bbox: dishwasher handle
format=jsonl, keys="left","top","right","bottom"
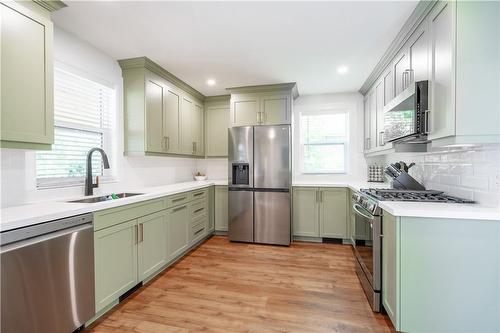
{"left": 0, "top": 223, "right": 93, "bottom": 253}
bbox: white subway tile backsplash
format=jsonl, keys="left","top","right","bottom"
{"left": 378, "top": 144, "right": 500, "bottom": 207}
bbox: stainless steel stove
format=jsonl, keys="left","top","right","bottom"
{"left": 360, "top": 188, "right": 475, "bottom": 203}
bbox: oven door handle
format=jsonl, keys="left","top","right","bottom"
{"left": 353, "top": 203, "right": 375, "bottom": 220}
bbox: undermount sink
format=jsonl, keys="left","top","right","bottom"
{"left": 67, "top": 192, "right": 144, "bottom": 203}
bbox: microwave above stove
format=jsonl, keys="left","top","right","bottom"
{"left": 383, "top": 80, "right": 428, "bottom": 143}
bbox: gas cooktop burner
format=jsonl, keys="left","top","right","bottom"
{"left": 360, "top": 188, "right": 475, "bottom": 204}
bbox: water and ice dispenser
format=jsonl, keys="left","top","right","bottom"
{"left": 231, "top": 163, "right": 249, "bottom": 185}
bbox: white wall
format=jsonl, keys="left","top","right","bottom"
{"left": 292, "top": 93, "right": 366, "bottom": 183}
{"left": 367, "top": 144, "right": 500, "bottom": 208}
{"left": 0, "top": 27, "right": 197, "bottom": 208}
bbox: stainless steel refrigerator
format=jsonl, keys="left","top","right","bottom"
{"left": 228, "top": 125, "right": 291, "bottom": 246}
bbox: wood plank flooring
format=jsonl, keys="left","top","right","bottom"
{"left": 86, "top": 236, "right": 394, "bottom": 333}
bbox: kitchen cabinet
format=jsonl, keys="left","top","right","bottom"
{"left": 120, "top": 57, "right": 205, "bottom": 157}
{"left": 137, "top": 210, "right": 168, "bottom": 281}
{"left": 228, "top": 83, "right": 298, "bottom": 127}
{"left": 375, "top": 80, "right": 386, "bottom": 149}
{"left": 383, "top": 68, "right": 394, "bottom": 107}
{"left": 207, "top": 186, "right": 215, "bottom": 232}
{"left": 166, "top": 203, "right": 190, "bottom": 260}
{"left": 363, "top": 97, "right": 371, "bottom": 152}
{"left": 381, "top": 211, "right": 399, "bottom": 329}
{"left": 214, "top": 186, "right": 228, "bottom": 231}
{"left": 349, "top": 190, "right": 355, "bottom": 244}
{"left": 94, "top": 219, "right": 138, "bottom": 312}
{"left": 408, "top": 22, "right": 429, "bottom": 83}
{"left": 0, "top": 1, "right": 55, "bottom": 150}
{"left": 428, "top": 0, "right": 455, "bottom": 141}
{"left": 293, "top": 187, "right": 348, "bottom": 239}
{"left": 393, "top": 50, "right": 410, "bottom": 97}
{"left": 319, "top": 188, "right": 348, "bottom": 239}
{"left": 205, "top": 96, "right": 230, "bottom": 157}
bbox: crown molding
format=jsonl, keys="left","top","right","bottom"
{"left": 359, "top": 0, "right": 437, "bottom": 95}
{"left": 33, "top": 0, "right": 67, "bottom": 12}
{"left": 118, "top": 56, "right": 205, "bottom": 101}
{"left": 205, "top": 94, "right": 230, "bottom": 103}
{"left": 226, "top": 82, "right": 299, "bottom": 100}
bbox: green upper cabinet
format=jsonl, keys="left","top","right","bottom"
{"left": 227, "top": 83, "right": 298, "bottom": 127}
{"left": 119, "top": 57, "right": 205, "bottom": 157}
{"left": 292, "top": 187, "right": 319, "bottom": 237}
{"left": 319, "top": 188, "right": 347, "bottom": 239}
{"left": 205, "top": 96, "right": 230, "bottom": 157}
{"left": 137, "top": 210, "right": 168, "bottom": 282}
{"left": 0, "top": 1, "right": 58, "bottom": 150}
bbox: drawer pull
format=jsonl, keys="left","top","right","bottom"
{"left": 172, "top": 196, "right": 187, "bottom": 202}
{"left": 194, "top": 227, "right": 205, "bottom": 236}
{"left": 194, "top": 207, "right": 205, "bottom": 213}
{"left": 193, "top": 192, "right": 205, "bottom": 197}
{"left": 172, "top": 205, "right": 187, "bottom": 212}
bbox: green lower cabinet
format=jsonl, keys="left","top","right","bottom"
{"left": 214, "top": 186, "right": 228, "bottom": 231}
{"left": 137, "top": 210, "right": 168, "bottom": 281}
{"left": 207, "top": 186, "right": 215, "bottom": 232}
{"left": 167, "top": 204, "right": 189, "bottom": 259}
{"left": 94, "top": 219, "right": 138, "bottom": 312}
{"left": 349, "top": 189, "right": 356, "bottom": 244}
{"left": 292, "top": 187, "right": 319, "bottom": 237}
{"left": 381, "top": 211, "right": 399, "bottom": 329}
{"left": 319, "top": 188, "right": 347, "bottom": 239}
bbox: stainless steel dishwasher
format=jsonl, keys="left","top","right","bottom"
{"left": 1, "top": 213, "right": 95, "bottom": 333}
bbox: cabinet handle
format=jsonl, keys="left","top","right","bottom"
{"left": 165, "top": 136, "right": 170, "bottom": 151}
{"left": 172, "top": 204, "right": 187, "bottom": 212}
{"left": 379, "top": 131, "right": 385, "bottom": 146}
{"left": 315, "top": 190, "right": 319, "bottom": 203}
{"left": 172, "top": 196, "right": 187, "bottom": 202}
{"left": 423, "top": 110, "right": 431, "bottom": 134}
{"left": 319, "top": 190, "right": 323, "bottom": 202}
{"left": 134, "top": 224, "right": 138, "bottom": 245}
{"left": 193, "top": 191, "right": 204, "bottom": 197}
{"left": 194, "top": 227, "right": 205, "bottom": 236}
{"left": 194, "top": 207, "right": 205, "bottom": 213}
{"left": 192, "top": 142, "right": 196, "bottom": 154}
{"left": 139, "top": 223, "right": 144, "bottom": 243}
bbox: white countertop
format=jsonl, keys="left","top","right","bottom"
{"left": 1, "top": 178, "right": 498, "bottom": 232}
{"left": 0, "top": 180, "right": 227, "bottom": 232}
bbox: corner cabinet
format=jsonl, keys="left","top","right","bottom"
{"left": 227, "top": 83, "right": 298, "bottom": 127}
{"left": 119, "top": 57, "right": 205, "bottom": 157}
{"left": 0, "top": 1, "right": 57, "bottom": 150}
{"left": 292, "top": 187, "right": 348, "bottom": 240}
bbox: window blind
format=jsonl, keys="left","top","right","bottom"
{"left": 36, "top": 67, "right": 115, "bottom": 188}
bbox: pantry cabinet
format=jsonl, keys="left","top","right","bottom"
{"left": 0, "top": 1, "right": 56, "bottom": 150}
{"left": 228, "top": 83, "right": 298, "bottom": 127}
{"left": 205, "top": 96, "right": 230, "bottom": 157}
{"left": 120, "top": 57, "right": 205, "bottom": 157}
{"left": 292, "top": 187, "right": 348, "bottom": 239}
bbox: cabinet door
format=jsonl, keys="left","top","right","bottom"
{"left": 292, "top": 187, "right": 319, "bottom": 237}
{"left": 94, "top": 219, "right": 138, "bottom": 312}
{"left": 261, "top": 94, "right": 290, "bottom": 125}
{"left": 383, "top": 68, "right": 394, "bottom": 106}
{"left": 145, "top": 78, "right": 165, "bottom": 153}
{"left": 393, "top": 50, "right": 410, "bottom": 96}
{"left": 137, "top": 211, "right": 168, "bottom": 281}
{"left": 167, "top": 204, "right": 189, "bottom": 260}
{"left": 369, "top": 90, "right": 377, "bottom": 150}
{"left": 180, "top": 96, "right": 194, "bottom": 155}
{"left": 207, "top": 186, "right": 215, "bottom": 232}
{"left": 409, "top": 22, "right": 429, "bottom": 83}
{"left": 163, "top": 86, "right": 181, "bottom": 154}
{"left": 206, "top": 106, "right": 229, "bottom": 157}
{"left": 230, "top": 94, "right": 260, "bottom": 126}
{"left": 349, "top": 190, "right": 356, "bottom": 244}
{"left": 375, "top": 80, "right": 386, "bottom": 148}
{"left": 429, "top": 1, "right": 456, "bottom": 140}
{"left": 192, "top": 102, "right": 204, "bottom": 156}
{"left": 0, "top": 3, "right": 53, "bottom": 148}
{"left": 215, "top": 186, "right": 228, "bottom": 231}
{"left": 363, "top": 97, "right": 371, "bottom": 152}
{"left": 382, "top": 212, "right": 400, "bottom": 330}
{"left": 319, "top": 188, "right": 347, "bottom": 239}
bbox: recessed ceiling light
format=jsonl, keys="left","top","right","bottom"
{"left": 337, "top": 66, "right": 349, "bottom": 74}
{"left": 207, "top": 79, "right": 216, "bottom": 86}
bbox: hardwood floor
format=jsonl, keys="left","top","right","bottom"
{"left": 86, "top": 236, "right": 394, "bottom": 333}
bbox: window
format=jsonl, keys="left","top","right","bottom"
{"left": 36, "top": 67, "right": 115, "bottom": 188}
{"left": 299, "top": 110, "right": 348, "bottom": 174}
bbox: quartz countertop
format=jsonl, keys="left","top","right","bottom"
{"left": 0, "top": 180, "right": 227, "bottom": 232}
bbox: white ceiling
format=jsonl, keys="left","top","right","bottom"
{"left": 52, "top": 1, "right": 418, "bottom": 96}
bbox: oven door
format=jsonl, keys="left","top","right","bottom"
{"left": 352, "top": 203, "right": 381, "bottom": 291}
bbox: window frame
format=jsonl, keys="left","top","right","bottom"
{"left": 298, "top": 108, "right": 349, "bottom": 175}
{"left": 36, "top": 64, "right": 116, "bottom": 189}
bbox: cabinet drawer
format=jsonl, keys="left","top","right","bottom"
{"left": 190, "top": 199, "right": 208, "bottom": 220}
{"left": 189, "top": 218, "right": 207, "bottom": 242}
{"left": 94, "top": 198, "right": 166, "bottom": 231}
{"left": 190, "top": 188, "right": 208, "bottom": 201}
{"left": 166, "top": 192, "right": 190, "bottom": 208}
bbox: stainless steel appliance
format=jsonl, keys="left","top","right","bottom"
{"left": 361, "top": 188, "right": 475, "bottom": 203}
{"left": 352, "top": 191, "right": 382, "bottom": 312}
{"left": 228, "top": 125, "right": 291, "bottom": 246}
{"left": 384, "top": 80, "right": 428, "bottom": 143}
{"left": 1, "top": 213, "right": 95, "bottom": 333}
